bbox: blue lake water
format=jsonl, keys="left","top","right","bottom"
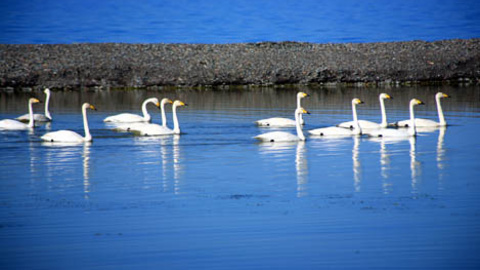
{"left": 1, "top": 86, "right": 480, "bottom": 269}
{"left": 1, "top": 0, "right": 479, "bottom": 44}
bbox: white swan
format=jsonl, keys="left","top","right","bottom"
{"left": 0, "top": 98, "right": 41, "bottom": 130}
{"left": 365, "top": 99, "right": 424, "bottom": 138}
{"left": 309, "top": 98, "right": 364, "bottom": 137}
{"left": 254, "top": 107, "right": 309, "bottom": 142}
{"left": 129, "top": 100, "right": 187, "bottom": 136}
{"left": 394, "top": 92, "right": 450, "bottom": 128}
{"left": 17, "top": 88, "right": 52, "bottom": 122}
{"left": 103, "top": 97, "right": 160, "bottom": 123}
{"left": 255, "top": 92, "right": 309, "bottom": 127}
{"left": 338, "top": 93, "right": 392, "bottom": 129}
{"left": 41, "top": 103, "right": 96, "bottom": 143}
{"left": 114, "top": 98, "right": 173, "bottom": 131}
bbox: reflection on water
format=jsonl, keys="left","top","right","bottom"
{"left": 352, "top": 136, "right": 361, "bottom": 192}
{"left": 295, "top": 142, "right": 308, "bottom": 197}
{"left": 83, "top": 143, "right": 91, "bottom": 199}
{"left": 409, "top": 137, "right": 421, "bottom": 193}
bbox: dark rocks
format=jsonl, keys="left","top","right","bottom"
{"left": 0, "top": 39, "right": 479, "bottom": 89}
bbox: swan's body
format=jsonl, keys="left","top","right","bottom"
{"left": 129, "top": 100, "right": 187, "bottom": 136}
{"left": 366, "top": 99, "right": 424, "bottom": 138}
{"left": 255, "top": 92, "right": 309, "bottom": 127}
{"left": 255, "top": 108, "right": 310, "bottom": 142}
{"left": 338, "top": 93, "right": 392, "bottom": 129}
{"left": 17, "top": 88, "right": 52, "bottom": 122}
{"left": 112, "top": 98, "right": 173, "bottom": 131}
{"left": 394, "top": 92, "right": 449, "bottom": 128}
{"left": 41, "top": 103, "right": 96, "bottom": 143}
{"left": 104, "top": 97, "right": 160, "bottom": 123}
{"left": 309, "top": 98, "right": 364, "bottom": 137}
{"left": 0, "top": 98, "right": 41, "bottom": 130}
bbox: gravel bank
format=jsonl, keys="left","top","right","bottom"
{"left": 1, "top": 39, "right": 479, "bottom": 89}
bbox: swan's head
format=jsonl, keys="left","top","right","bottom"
{"left": 296, "top": 107, "right": 310, "bottom": 115}
{"left": 380, "top": 93, "right": 392, "bottom": 100}
{"left": 173, "top": 100, "right": 188, "bottom": 107}
{"left": 161, "top": 98, "right": 173, "bottom": 106}
{"left": 352, "top": 98, "right": 364, "bottom": 105}
{"left": 44, "top": 88, "right": 51, "bottom": 95}
{"left": 297, "top": 92, "right": 309, "bottom": 98}
{"left": 82, "top": 103, "right": 97, "bottom": 111}
{"left": 29, "top": 98, "right": 41, "bottom": 104}
{"left": 410, "top": 99, "right": 425, "bottom": 106}
{"left": 436, "top": 92, "right": 450, "bottom": 99}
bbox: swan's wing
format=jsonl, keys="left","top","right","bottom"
{"left": 41, "top": 130, "right": 84, "bottom": 142}
{"left": 393, "top": 118, "right": 439, "bottom": 128}
{"left": 308, "top": 126, "right": 354, "bottom": 137}
{"left": 135, "top": 124, "right": 173, "bottom": 136}
{"left": 338, "top": 120, "right": 380, "bottom": 129}
{"left": 254, "top": 131, "right": 299, "bottom": 142}
{"left": 364, "top": 128, "right": 409, "bottom": 138}
{"left": 0, "top": 119, "right": 29, "bottom": 130}
{"left": 103, "top": 113, "right": 146, "bottom": 123}
{"left": 255, "top": 117, "right": 296, "bottom": 127}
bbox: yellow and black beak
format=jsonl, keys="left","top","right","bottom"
{"left": 90, "top": 105, "right": 97, "bottom": 111}
{"left": 443, "top": 93, "right": 450, "bottom": 98}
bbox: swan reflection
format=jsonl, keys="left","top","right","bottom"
{"left": 352, "top": 136, "right": 362, "bottom": 192}
{"left": 409, "top": 137, "right": 421, "bottom": 193}
{"left": 83, "top": 142, "right": 91, "bottom": 198}
{"left": 258, "top": 141, "right": 308, "bottom": 197}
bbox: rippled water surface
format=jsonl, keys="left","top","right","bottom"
{"left": 1, "top": 86, "right": 480, "bottom": 269}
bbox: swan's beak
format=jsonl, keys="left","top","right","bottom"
{"left": 168, "top": 99, "right": 173, "bottom": 104}
{"left": 303, "top": 109, "right": 311, "bottom": 115}
{"left": 416, "top": 100, "right": 425, "bottom": 105}
{"left": 386, "top": 94, "right": 393, "bottom": 99}
{"left": 156, "top": 102, "right": 161, "bottom": 108}
{"left": 32, "top": 98, "right": 41, "bottom": 103}
{"left": 90, "top": 105, "right": 97, "bottom": 111}
{"left": 443, "top": 93, "right": 450, "bottom": 98}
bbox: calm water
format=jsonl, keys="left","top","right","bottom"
{"left": 1, "top": 86, "right": 480, "bottom": 269}
{"left": 1, "top": 0, "right": 479, "bottom": 44}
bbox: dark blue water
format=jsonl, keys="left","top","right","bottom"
{"left": 1, "top": 86, "right": 480, "bottom": 269}
{"left": 1, "top": 0, "right": 479, "bottom": 44}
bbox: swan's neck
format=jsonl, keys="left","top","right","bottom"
{"left": 295, "top": 111, "right": 305, "bottom": 141}
{"left": 352, "top": 103, "right": 361, "bottom": 135}
{"left": 408, "top": 103, "right": 417, "bottom": 136}
{"left": 436, "top": 95, "right": 446, "bottom": 125}
{"left": 379, "top": 97, "right": 387, "bottom": 127}
{"left": 161, "top": 102, "right": 167, "bottom": 127}
{"left": 28, "top": 100, "right": 35, "bottom": 128}
{"left": 173, "top": 105, "right": 180, "bottom": 134}
{"left": 141, "top": 100, "right": 151, "bottom": 122}
{"left": 83, "top": 106, "right": 92, "bottom": 142}
{"left": 297, "top": 95, "right": 304, "bottom": 124}
{"left": 45, "top": 91, "right": 52, "bottom": 120}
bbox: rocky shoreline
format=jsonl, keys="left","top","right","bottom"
{"left": 1, "top": 38, "right": 479, "bottom": 90}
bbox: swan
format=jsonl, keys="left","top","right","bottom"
{"left": 255, "top": 92, "right": 309, "bottom": 127}
{"left": 129, "top": 100, "right": 187, "bottom": 136}
{"left": 41, "top": 103, "right": 96, "bottom": 143}
{"left": 113, "top": 98, "right": 173, "bottom": 131}
{"left": 103, "top": 97, "right": 160, "bottom": 123}
{"left": 254, "top": 107, "right": 310, "bottom": 142}
{"left": 393, "top": 92, "right": 450, "bottom": 128}
{"left": 365, "top": 99, "right": 424, "bottom": 138}
{"left": 0, "top": 98, "right": 41, "bottom": 130}
{"left": 17, "top": 88, "right": 52, "bottom": 122}
{"left": 338, "top": 93, "right": 392, "bottom": 129}
{"left": 309, "top": 98, "right": 364, "bottom": 137}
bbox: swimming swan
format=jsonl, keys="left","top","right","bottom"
{"left": 17, "top": 88, "right": 52, "bottom": 122}
{"left": 338, "top": 93, "right": 392, "bottom": 129}
{"left": 254, "top": 107, "right": 310, "bottom": 142}
{"left": 394, "top": 92, "right": 449, "bottom": 128}
{"left": 114, "top": 98, "right": 173, "bottom": 131}
{"left": 365, "top": 99, "right": 424, "bottom": 138}
{"left": 41, "top": 103, "right": 96, "bottom": 143}
{"left": 103, "top": 97, "right": 160, "bottom": 123}
{"left": 255, "top": 92, "right": 309, "bottom": 127}
{"left": 0, "top": 98, "right": 41, "bottom": 130}
{"left": 309, "top": 98, "right": 364, "bottom": 137}
{"left": 129, "top": 100, "right": 187, "bottom": 136}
